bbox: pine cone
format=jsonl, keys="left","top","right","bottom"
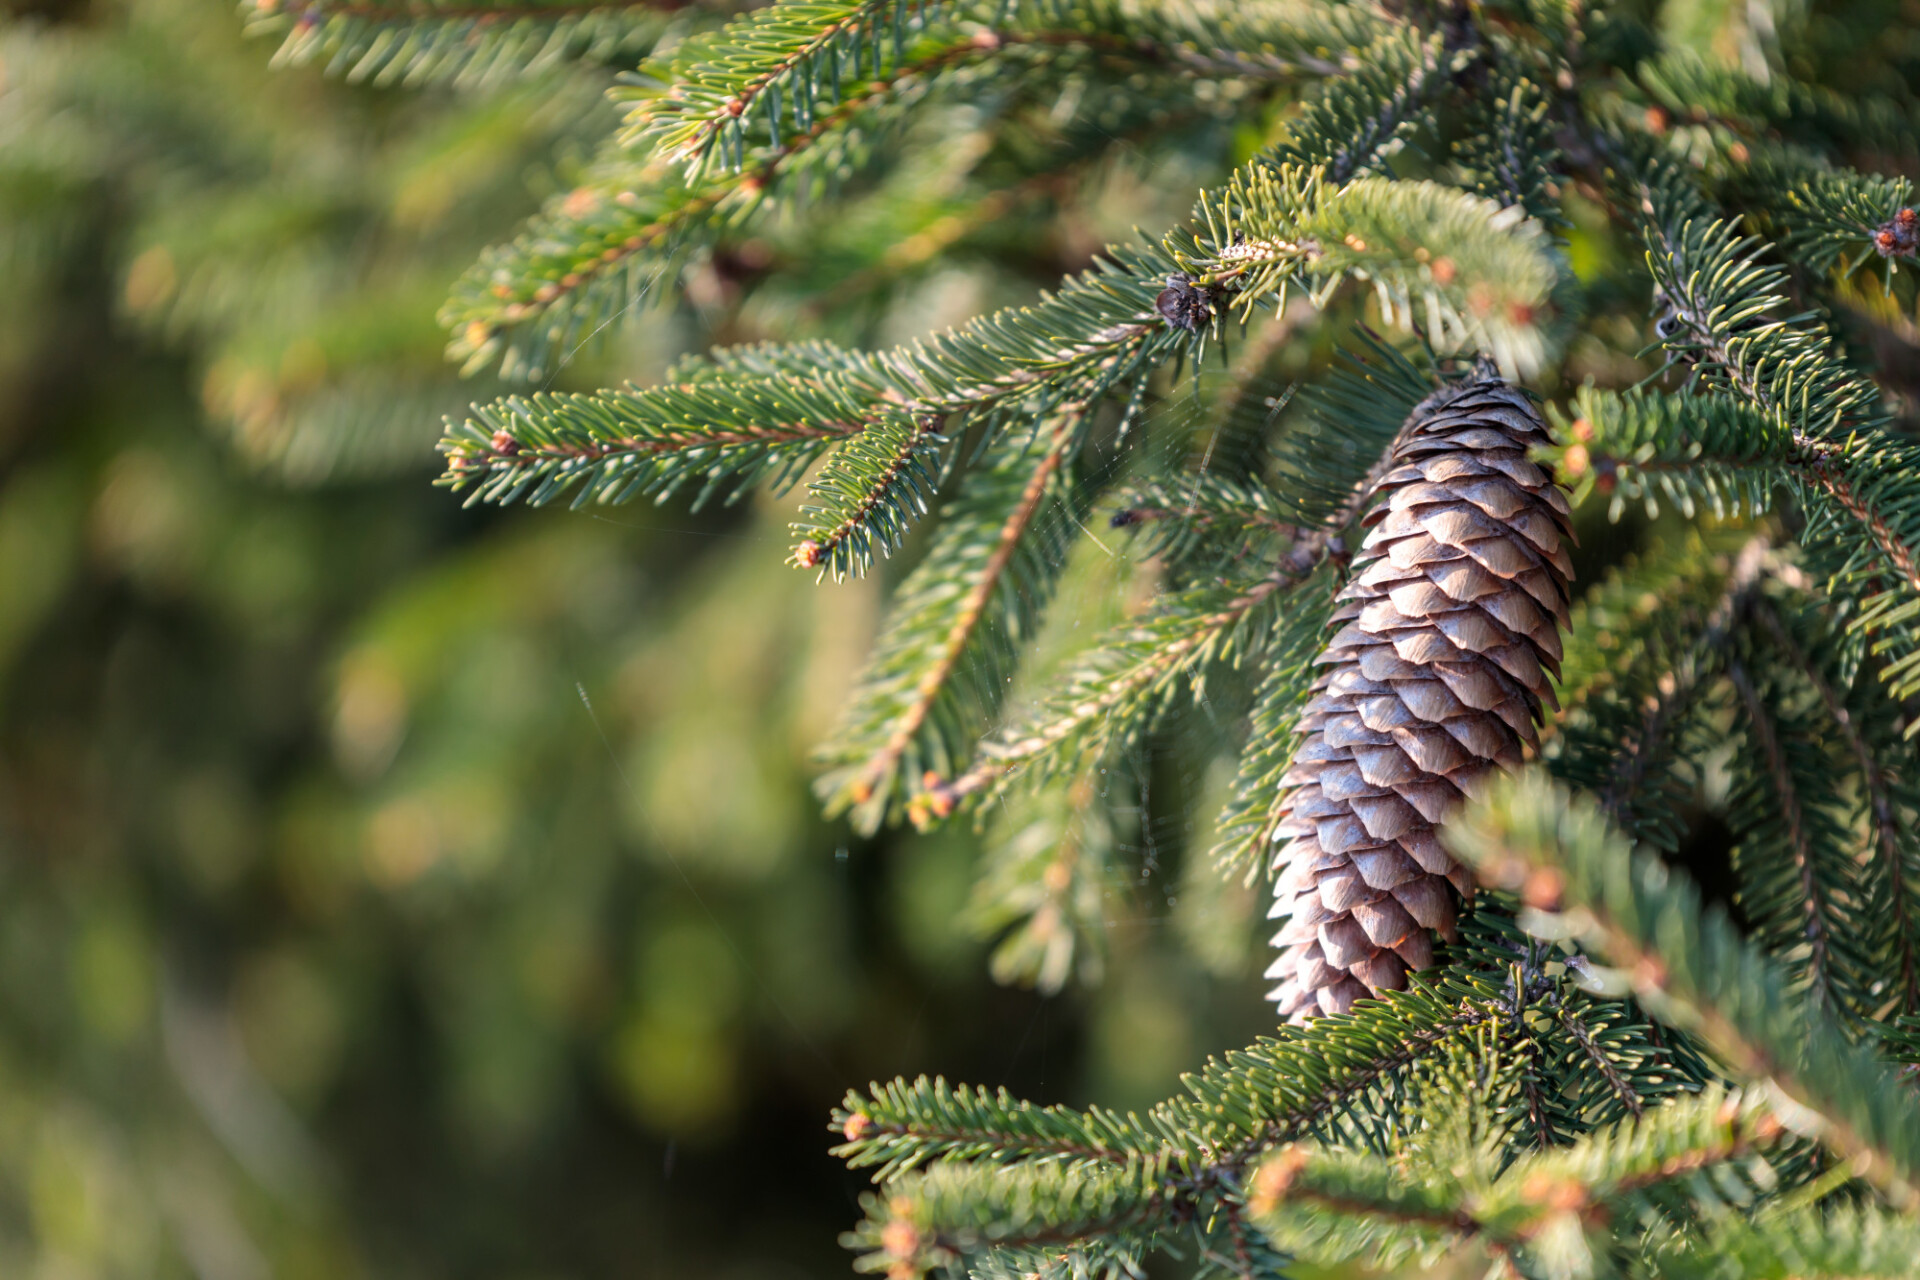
{"left": 1267, "top": 375, "right": 1573, "bottom": 1021}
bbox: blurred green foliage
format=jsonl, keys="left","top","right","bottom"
{"left": 0, "top": 0, "right": 1278, "bottom": 1273}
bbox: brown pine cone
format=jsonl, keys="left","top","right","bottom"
{"left": 1267, "top": 373, "right": 1573, "bottom": 1021}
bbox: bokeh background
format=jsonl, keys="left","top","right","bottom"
{"left": 0, "top": 1, "right": 1290, "bottom": 1273}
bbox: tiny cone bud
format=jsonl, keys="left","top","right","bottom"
{"left": 880, "top": 1219, "right": 919, "bottom": 1260}
{"left": 842, "top": 1112, "right": 872, "bottom": 1141}
{"left": 1247, "top": 1147, "right": 1308, "bottom": 1217}
{"left": 1874, "top": 208, "right": 1920, "bottom": 257}
{"left": 1266, "top": 373, "right": 1574, "bottom": 1022}
{"left": 1521, "top": 866, "right": 1565, "bottom": 910}
{"left": 1519, "top": 1171, "right": 1588, "bottom": 1211}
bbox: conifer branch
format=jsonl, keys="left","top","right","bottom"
{"left": 1172, "top": 168, "right": 1558, "bottom": 375}
{"left": 1634, "top": 51, "right": 1920, "bottom": 169}
{"left": 859, "top": 432, "right": 1065, "bottom": 758}
{"left": 815, "top": 415, "right": 1081, "bottom": 828}
{"left": 1246, "top": 1089, "right": 1787, "bottom": 1265}
{"left": 1576, "top": 540, "right": 1761, "bottom": 831}
{"left": 1753, "top": 596, "right": 1920, "bottom": 1013}
{"left": 444, "top": 244, "right": 1179, "bottom": 516}
{"left": 1455, "top": 771, "right": 1920, "bottom": 1213}
{"left": 849, "top": 1158, "right": 1172, "bottom": 1278}
{"left": 1551, "top": 1001, "right": 1645, "bottom": 1120}
{"left": 914, "top": 553, "right": 1326, "bottom": 820}
{"left": 835, "top": 1079, "right": 1161, "bottom": 1182}
{"left": 1456, "top": 75, "right": 1563, "bottom": 226}
{"left": 627, "top": 0, "right": 1382, "bottom": 180}
{"left": 629, "top": 0, "right": 960, "bottom": 176}
{"left": 1552, "top": 372, "right": 1920, "bottom": 715}
{"left": 1725, "top": 653, "right": 1835, "bottom": 1011}
{"left": 438, "top": 351, "right": 873, "bottom": 506}
{"left": 450, "top": 28, "right": 1106, "bottom": 376}
{"left": 968, "top": 769, "right": 1117, "bottom": 993}
{"left": 1778, "top": 171, "right": 1919, "bottom": 281}
{"left": 243, "top": 0, "right": 674, "bottom": 83}
{"left": 793, "top": 411, "right": 948, "bottom": 576}
{"left": 1646, "top": 1202, "right": 1920, "bottom": 1278}
{"left": 1270, "top": 28, "right": 1456, "bottom": 184}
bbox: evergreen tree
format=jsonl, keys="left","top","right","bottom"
{"left": 261, "top": 0, "right": 1920, "bottom": 1271}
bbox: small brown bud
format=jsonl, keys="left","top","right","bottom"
{"left": 1562, "top": 444, "right": 1590, "bottom": 478}
{"left": 880, "top": 1218, "right": 920, "bottom": 1260}
{"left": 842, "top": 1112, "right": 872, "bottom": 1141}
{"left": 1644, "top": 106, "right": 1670, "bottom": 134}
{"left": 794, "top": 540, "right": 824, "bottom": 569}
{"left": 1430, "top": 256, "right": 1456, "bottom": 285}
{"left": 1874, "top": 208, "right": 1920, "bottom": 257}
{"left": 1247, "top": 1146, "right": 1308, "bottom": 1217}
{"left": 1521, "top": 866, "right": 1564, "bottom": 910}
{"left": 490, "top": 430, "right": 520, "bottom": 456}
{"left": 1519, "top": 1171, "right": 1587, "bottom": 1211}
{"left": 1569, "top": 417, "right": 1593, "bottom": 442}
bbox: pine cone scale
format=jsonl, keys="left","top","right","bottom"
{"left": 1268, "top": 376, "right": 1572, "bottom": 1022}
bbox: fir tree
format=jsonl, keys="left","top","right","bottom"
{"left": 246, "top": 0, "right": 1920, "bottom": 1271}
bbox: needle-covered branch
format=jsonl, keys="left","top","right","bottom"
{"left": 1451, "top": 770, "right": 1920, "bottom": 1213}
{"left": 626, "top": 0, "right": 1385, "bottom": 179}
{"left": 911, "top": 563, "right": 1306, "bottom": 821}
{"left": 445, "top": 20, "right": 1270, "bottom": 378}
{"left": 1170, "top": 167, "right": 1560, "bottom": 376}
{"left": 1246, "top": 1088, "right": 1788, "bottom": 1273}
{"left": 242, "top": 0, "right": 680, "bottom": 84}
{"left": 812, "top": 420, "right": 1081, "bottom": 828}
